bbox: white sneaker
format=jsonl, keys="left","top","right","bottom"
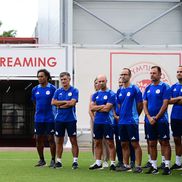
{"left": 90, "top": 162, "right": 96, "bottom": 167}
{"left": 103, "top": 161, "right": 109, "bottom": 168}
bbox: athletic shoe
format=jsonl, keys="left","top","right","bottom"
{"left": 109, "top": 164, "right": 116, "bottom": 171}
{"left": 49, "top": 159, "right": 55, "bottom": 168}
{"left": 72, "top": 162, "right": 78, "bottom": 169}
{"left": 116, "top": 165, "right": 132, "bottom": 172}
{"left": 89, "top": 164, "right": 102, "bottom": 170}
{"left": 162, "top": 167, "right": 171, "bottom": 175}
{"left": 170, "top": 163, "right": 182, "bottom": 170}
{"left": 133, "top": 167, "right": 143, "bottom": 173}
{"left": 54, "top": 162, "right": 62, "bottom": 169}
{"left": 34, "top": 160, "right": 46, "bottom": 167}
{"left": 145, "top": 166, "right": 159, "bottom": 174}
{"left": 142, "top": 161, "right": 152, "bottom": 168}
{"left": 102, "top": 161, "right": 109, "bottom": 168}
{"left": 89, "top": 162, "right": 96, "bottom": 167}
{"left": 116, "top": 161, "right": 124, "bottom": 168}
{"left": 158, "top": 162, "right": 165, "bottom": 169}
{"left": 130, "top": 161, "right": 135, "bottom": 169}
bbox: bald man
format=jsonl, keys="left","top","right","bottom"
{"left": 89, "top": 75, "right": 116, "bottom": 170}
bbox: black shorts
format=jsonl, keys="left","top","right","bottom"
{"left": 171, "top": 119, "right": 182, "bottom": 137}
{"left": 55, "top": 122, "right": 77, "bottom": 137}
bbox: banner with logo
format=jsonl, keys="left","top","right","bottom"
{"left": 0, "top": 48, "right": 66, "bottom": 77}
{"left": 110, "top": 51, "right": 181, "bottom": 92}
{"left": 75, "top": 48, "right": 182, "bottom": 128}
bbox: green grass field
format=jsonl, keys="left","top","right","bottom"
{"left": 0, "top": 150, "right": 181, "bottom": 182}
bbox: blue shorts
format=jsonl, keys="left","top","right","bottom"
{"left": 34, "top": 122, "right": 55, "bottom": 135}
{"left": 171, "top": 119, "right": 182, "bottom": 137}
{"left": 118, "top": 124, "right": 139, "bottom": 142}
{"left": 93, "top": 123, "right": 114, "bottom": 140}
{"left": 55, "top": 122, "right": 77, "bottom": 137}
{"left": 145, "top": 121, "right": 170, "bottom": 141}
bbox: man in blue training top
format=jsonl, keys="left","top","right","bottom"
{"left": 143, "top": 66, "right": 171, "bottom": 175}
{"left": 32, "top": 69, "right": 56, "bottom": 167}
{"left": 116, "top": 68, "right": 143, "bottom": 173}
{"left": 89, "top": 74, "right": 116, "bottom": 170}
{"left": 169, "top": 66, "right": 182, "bottom": 170}
{"left": 52, "top": 72, "right": 79, "bottom": 169}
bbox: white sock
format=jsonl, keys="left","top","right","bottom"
{"left": 96, "top": 160, "right": 102, "bottom": 166}
{"left": 151, "top": 160, "right": 157, "bottom": 169}
{"left": 162, "top": 156, "right": 165, "bottom": 163}
{"left": 73, "top": 157, "right": 78, "bottom": 163}
{"left": 165, "top": 160, "right": 170, "bottom": 168}
{"left": 57, "top": 158, "right": 62, "bottom": 163}
{"left": 110, "top": 161, "right": 115, "bottom": 165}
{"left": 176, "top": 156, "right": 181, "bottom": 166}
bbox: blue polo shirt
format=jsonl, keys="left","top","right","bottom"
{"left": 143, "top": 81, "right": 170, "bottom": 123}
{"left": 92, "top": 89, "right": 115, "bottom": 124}
{"left": 170, "top": 82, "right": 182, "bottom": 120}
{"left": 117, "top": 84, "right": 142, "bottom": 125}
{"left": 32, "top": 83, "right": 56, "bottom": 122}
{"left": 53, "top": 86, "right": 79, "bottom": 122}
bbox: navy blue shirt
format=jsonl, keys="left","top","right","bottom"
{"left": 117, "top": 84, "right": 142, "bottom": 125}
{"left": 53, "top": 86, "right": 79, "bottom": 122}
{"left": 143, "top": 82, "right": 170, "bottom": 123}
{"left": 170, "top": 82, "right": 182, "bottom": 120}
{"left": 32, "top": 83, "right": 56, "bottom": 122}
{"left": 92, "top": 89, "right": 115, "bottom": 124}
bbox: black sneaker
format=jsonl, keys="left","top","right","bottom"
{"left": 89, "top": 164, "right": 102, "bottom": 170}
{"left": 49, "top": 159, "right": 55, "bottom": 168}
{"left": 116, "top": 161, "right": 123, "bottom": 168}
{"left": 109, "top": 164, "right": 116, "bottom": 171}
{"left": 162, "top": 167, "right": 171, "bottom": 175}
{"left": 133, "top": 167, "right": 143, "bottom": 173}
{"left": 145, "top": 166, "right": 159, "bottom": 175}
{"left": 158, "top": 162, "right": 165, "bottom": 169}
{"left": 72, "top": 162, "right": 78, "bottom": 169}
{"left": 35, "top": 160, "right": 46, "bottom": 167}
{"left": 116, "top": 165, "right": 132, "bottom": 172}
{"left": 54, "top": 162, "right": 62, "bottom": 169}
{"left": 170, "top": 163, "right": 182, "bottom": 170}
{"left": 142, "top": 161, "right": 152, "bottom": 168}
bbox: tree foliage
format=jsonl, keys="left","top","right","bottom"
{"left": 0, "top": 21, "right": 17, "bottom": 37}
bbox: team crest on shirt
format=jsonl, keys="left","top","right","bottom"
{"left": 127, "top": 92, "right": 131, "bottom": 96}
{"left": 68, "top": 92, "right": 72, "bottom": 96}
{"left": 46, "top": 90, "right": 50, "bottom": 95}
{"left": 156, "top": 89, "right": 160, "bottom": 94}
{"left": 103, "top": 95, "right": 108, "bottom": 100}
{"left": 129, "top": 62, "right": 171, "bottom": 93}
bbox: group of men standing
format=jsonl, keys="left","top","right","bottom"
{"left": 89, "top": 66, "right": 182, "bottom": 175}
{"left": 32, "top": 65, "right": 182, "bottom": 176}
{"left": 32, "top": 70, "right": 79, "bottom": 169}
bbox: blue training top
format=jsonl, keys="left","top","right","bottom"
{"left": 143, "top": 81, "right": 170, "bottom": 123}
{"left": 32, "top": 83, "right": 56, "bottom": 122}
{"left": 117, "top": 84, "right": 142, "bottom": 125}
{"left": 92, "top": 89, "right": 115, "bottom": 124}
{"left": 170, "top": 82, "right": 182, "bottom": 120}
{"left": 53, "top": 86, "right": 79, "bottom": 122}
